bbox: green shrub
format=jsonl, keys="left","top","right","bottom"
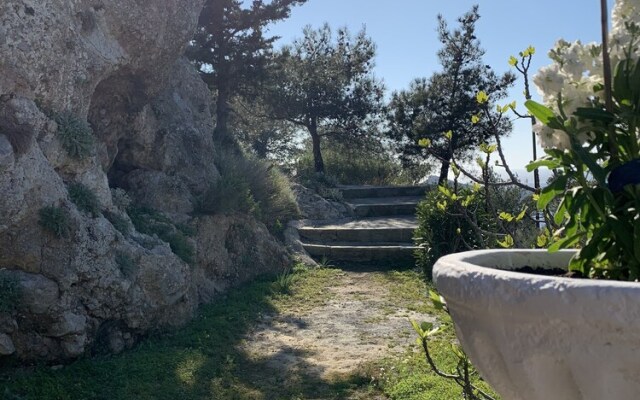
{"left": 39, "top": 205, "right": 71, "bottom": 238}
{"left": 176, "top": 223, "right": 196, "bottom": 237}
{"left": 0, "top": 272, "right": 20, "bottom": 313}
{"left": 295, "top": 141, "right": 430, "bottom": 186}
{"left": 197, "top": 173, "right": 257, "bottom": 215}
{"left": 55, "top": 112, "right": 94, "bottom": 159}
{"left": 68, "top": 183, "right": 100, "bottom": 216}
{"left": 272, "top": 269, "right": 295, "bottom": 295}
{"left": 127, "top": 207, "right": 195, "bottom": 264}
{"left": 105, "top": 211, "right": 130, "bottom": 236}
{"left": 167, "top": 232, "right": 195, "bottom": 265}
{"left": 198, "top": 151, "right": 300, "bottom": 233}
{"left": 414, "top": 188, "right": 494, "bottom": 279}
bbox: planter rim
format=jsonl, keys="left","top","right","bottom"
{"left": 433, "top": 248, "right": 640, "bottom": 290}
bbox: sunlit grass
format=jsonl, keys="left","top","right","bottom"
{"left": 0, "top": 265, "right": 498, "bottom": 399}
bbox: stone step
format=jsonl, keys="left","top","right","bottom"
{"left": 303, "top": 242, "right": 417, "bottom": 265}
{"left": 298, "top": 216, "right": 417, "bottom": 243}
{"left": 347, "top": 196, "right": 423, "bottom": 218}
{"left": 338, "top": 185, "right": 429, "bottom": 200}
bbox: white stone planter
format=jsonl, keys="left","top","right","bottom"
{"left": 433, "top": 249, "right": 640, "bottom": 400}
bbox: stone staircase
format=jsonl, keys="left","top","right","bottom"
{"left": 298, "top": 185, "right": 429, "bottom": 266}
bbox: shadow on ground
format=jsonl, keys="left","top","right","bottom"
{"left": 0, "top": 273, "right": 379, "bottom": 400}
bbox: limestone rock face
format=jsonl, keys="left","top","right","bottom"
{"left": 292, "top": 184, "right": 351, "bottom": 221}
{"left": 0, "top": 0, "right": 289, "bottom": 362}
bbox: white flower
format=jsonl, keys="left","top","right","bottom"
{"left": 534, "top": 122, "right": 571, "bottom": 150}
{"left": 533, "top": 64, "right": 565, "bottom": 99}
{"left": 611, "top": 0, "right": 640, "bottom": 63}
{"left": 562, "top": 41, "right": 587, "bottom": 81}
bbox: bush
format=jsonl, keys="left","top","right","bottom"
{"left": 105, "top": 211, "right": 130, "bottom": 236}
{"left": 295, "top": 141, "right": 430, "bottom": 186}
{"left": 167, "top": 232, "right": 195, "bottom": 265}
{"left": 415, "top": 183, "right": 537, "bottom": 279}
{"left": 68, "top": 183, "right": 100, "bottom": 216}
{"left": 0, "top": 272, "right": 20, "bottom": 313}
{"left": 197, "top": 172, "right": 257, "bottom": 215}
{"left": 128, "top": 207, "right": 195, "bottom": 264}
{"left": 414, "top": 188, "right": 494, "bottom": 279}
{"left": 55, "top": 112, "right": 94, "bottom": 159}
{"left": 198, "top": 151, "right": 300, "bottom": 233}
{"left": 39, "top": 205, "right": 71, "bottom": 238}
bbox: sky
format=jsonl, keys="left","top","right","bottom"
{"left": 266, "top": 0, "right": 615, "bottom": 183}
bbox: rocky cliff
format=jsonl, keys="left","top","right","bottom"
{"left": 0, "top": 0, "right": 289, "bottom": 361}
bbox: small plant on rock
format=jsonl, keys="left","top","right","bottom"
{"left": 55, "top": 112, "right": 94, "bottom": 159}
{"left": 104, "top": 211, "right": 130, "bottom": 236}
{"left": 0, "top": 271, "right": 20, "bottom": 313}
{"left": 39, "top": 205, "right": 71, "bottom": 238}
{"left": 128, "top": 206, "right": 195, "bottom": 264}
{"left": 68, "top": 183, "right": 100, "bottom": 217}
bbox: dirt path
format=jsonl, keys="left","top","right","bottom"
{"left": 241, "top": 269, "right": 435, "bottom": 390}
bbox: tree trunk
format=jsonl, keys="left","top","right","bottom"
{"left": 309, "top": 119, "right": 325, "bottom": 174}
{"left": 438, "top": 157, "right": 450, "bottom": 186}
{"left": 213, "top": 86, "right": 233, "bottom": 148}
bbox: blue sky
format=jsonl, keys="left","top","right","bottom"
{"left": 267, "top": 0, "right": 615, "bottom": 181}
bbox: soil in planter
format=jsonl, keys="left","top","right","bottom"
{"left": 515, "top": 266, "right": 584, "bottom": 278}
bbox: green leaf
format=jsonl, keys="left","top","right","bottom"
{"left": 573, "top": 107, "right": 615, "bottom": 124}
{"left": 548, "top": 232, "right": 583, "bottom": 252}
{"left": 526, "top": 158, "right": 561, "bottom": 172}
{"left": 536, "top": 234, "right": 548, "bottom": 248}
{"left": 613, "top": 59, "right": 633, "bottom": 104}
{"left": 451, "top": 344, "right": 465, "bottom": 360}
{"left": 606, "top": 215, "right": 634, "bottom": 255}
{"left": 497, "top": 234, "right": 514, "bottom": 248}
{"left": 420, "top": 321, "right": 434, "bottom": 332}
{"left": 498, "top": 212, "right": 514, "bottom": 222}
{"left": 429, "top": 290, "right": 446, "bottom": 310}
{"left": 554, "top": 198, "right": 567, "bottom": 226}
{"left": 410, "top": 319, "right": 424, "bottom": 336}
{"left": 573, "top": 147, "right": 607, "bottom": 185}
{"left": 538, "top": 174, "right": 568, "bottom": 209}
{"left": 525, "top": 100, "right": 556, "bottom": 124}
{"left": 426, "top": 326, "right": 440, "bottom": 337}
{"left": 516, "top": 206, "right": 528, "bottom": 222}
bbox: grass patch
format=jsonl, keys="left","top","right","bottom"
{"left": 128, "top": 207, "right": 194, "bottom": 264}
{"left": 0, "top": 266, "right": 497, "bottom": 399}
{"left": 38, "top": 206, "right": 71, "bottom": 239}
{"left": 0, "top": 266, "right": 372, "bottom": 399}
{"left": 365, "top": 270, "right": 499, "bottom": 400}
{"left": 68, "top": 183, "right": 100, "bottom": 217}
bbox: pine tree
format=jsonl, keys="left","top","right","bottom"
{"left": 388, "top": 6, "right": 514, "bottom": 184}
{"left": 266, "top": 24, "right": 385, "bottom": 173}
{"left": 187, "top": 0, "right": 306, "bottom": 147}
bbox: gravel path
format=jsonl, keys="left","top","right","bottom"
{"left": 241, "top": 270, "right": 434, "bottom": 384}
